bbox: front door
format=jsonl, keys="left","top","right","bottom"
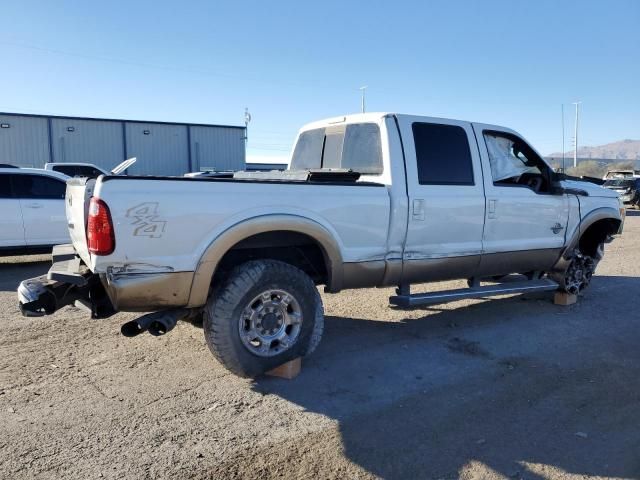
{"left": 397, "top": 117, "right": 486, "bottom": 283}
{"left": 472, "top": 124, "right": 569, "bottom": 276}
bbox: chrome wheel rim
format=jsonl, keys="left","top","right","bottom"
{"left": 238, "top": 289, "right": 302, "bottom": 357}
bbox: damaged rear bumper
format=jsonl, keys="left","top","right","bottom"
{"left": 18, "top": 246, "right": 115, "bottom": 318}
{"left": 17, "top": 244, "right": 194, "bottom": 317}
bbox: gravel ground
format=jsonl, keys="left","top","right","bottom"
{"left": 1, "top": 212, "right": 639, "bottom": 480}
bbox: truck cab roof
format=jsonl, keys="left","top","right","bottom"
{"left": 298, "top": 112, "right": 517, "bottom": 134}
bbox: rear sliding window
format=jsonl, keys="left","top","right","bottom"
{"left": 412, "top": 122, "right": 474, "bottom": 185}
{"left": 290, "top": 123, "right": 383, "bottom": 174}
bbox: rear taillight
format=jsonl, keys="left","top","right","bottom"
{"left": 87, "top": 197, "right": 115, "bottom": 255}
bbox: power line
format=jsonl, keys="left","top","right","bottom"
{"left": 0, "top": 40, "right": 243, "bottom": 80}
{"left": 1, "top": 40, "right": 385, "bottom": 95}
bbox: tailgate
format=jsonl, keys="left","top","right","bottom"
{"left": 65, "top": 177, "right": 96, "bottom": 266}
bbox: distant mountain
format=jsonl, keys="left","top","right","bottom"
{"left": 547, "top": 139, "right": 640, "bottom": 160}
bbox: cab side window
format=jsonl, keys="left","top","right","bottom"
{"left": 12, "top": 175, "right": 66, "bottom": 199}
{"left": 412, "top": 122, "right": 474, "bottom": 185}
{"left": 483, "top": 131, "right": 552, "bottom": 193}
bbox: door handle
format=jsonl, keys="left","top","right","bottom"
{"left": 25, "top": 203, "right": 44, "bottom": 209}
{"left": 412, "top": 199, "right": 425, "bottom": 221}
{"left": 488, "top": 199, "right": 497, "bottom": 219}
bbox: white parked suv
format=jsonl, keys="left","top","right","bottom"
{"left": 0, "top": 167, "right": 70, "bottom": 253}
{"left": 18, "top": 113, "right": 625, "bottom": 377}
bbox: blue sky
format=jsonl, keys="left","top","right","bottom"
{"left": 1, "top": 0, "right": 638, "bottom": 162}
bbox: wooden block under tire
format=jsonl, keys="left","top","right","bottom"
{"left": 265, "top": 357, "right": 301, "bottom": 379}
{"left": 554, "top": 291, "right": 577, "bottom": 306}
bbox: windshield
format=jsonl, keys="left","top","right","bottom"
{"left": 604, "top": 179, "right": 634, "bottom": 188}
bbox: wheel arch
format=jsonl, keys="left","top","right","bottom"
{"left": 187, "top": 214, "right": 344, "bottom": 307}
{"left": 565, "top": 207, "right": 622, "bottom": 257}
{"left": 552, "top": 206, "right": 622, "bottom": 276}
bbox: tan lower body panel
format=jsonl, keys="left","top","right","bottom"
{"left": 476, "top": 249, "right": 562, "bottom": 278}
{"left": 104, "top": 249, "right": 563, "bottom": 312}
{"left": 101, "top": 271, "right": 194, "bottom": 312}
{"left": 401, "top": 255, "right": 481, "bottom": 285}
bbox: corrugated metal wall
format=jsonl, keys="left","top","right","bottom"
{"left": 190, "top": 126, "right": 246, "bottom": 171}
{"left": 51, "top": 118, "right": 124, "bottom": 170}
{"left": 125, "top": 122, "right": 189, "bottom": 176}
{"left": 0, "top": 114, "right": 50, "bottom": 167}
{"left": 0, "top": 113, "right": 246, "bottom": 175}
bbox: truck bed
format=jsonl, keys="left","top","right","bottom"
{"left": 67, "top": 174, "right": 394, "bottom": 280}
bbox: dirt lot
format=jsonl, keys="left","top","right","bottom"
{"left": 1, "top": 212, "right": 639, "bottom": 480}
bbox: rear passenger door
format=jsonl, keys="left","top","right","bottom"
{"left": 12, "top": 174, "right": 69, "bottom": 245}
{"left": 397, "top": 117, "right": 486, "bottom": 283}
{"left": 0, "top": 174, "right": 26, "bottom": 248}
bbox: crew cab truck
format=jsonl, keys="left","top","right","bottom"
{"left": 18, "top": 113, "right": 625, "bottom": 377}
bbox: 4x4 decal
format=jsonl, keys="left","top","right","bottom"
{"left": 125, "top": 202, "right": 167, "bottom": 238}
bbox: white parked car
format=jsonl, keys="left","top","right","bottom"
{"left": 0, "top": 167, "right": 70, "bottom": 253}
{"left": 18, "top": 113, "right": 625, "bottom": 377}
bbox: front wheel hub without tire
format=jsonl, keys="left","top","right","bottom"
{"left": 564, "top": 251, "right": 597, "bottom": 295}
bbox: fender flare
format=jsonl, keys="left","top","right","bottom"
{"left": 186, "top": 214, "right": 344, "bottom": 307}
{"left": 563, "top": 206, "right": 622, "bottom": 259}
{"left": 552, "top": 206, "right": 622, "bottom": 276}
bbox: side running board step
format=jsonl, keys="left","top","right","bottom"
{"left": 389, "top": 278, "right": 559, "bottom": 308}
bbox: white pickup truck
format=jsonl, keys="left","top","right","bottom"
{"left": 18, "top": 113, "right": 625, "bottom": 377}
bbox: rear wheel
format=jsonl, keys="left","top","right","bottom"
{"left": 203, "top": 260, "right": 324, "bottom": 377}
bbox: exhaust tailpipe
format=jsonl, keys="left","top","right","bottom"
{"left": 121, "top": 308, "right": 189, "bottom": 338}
{"left": 120, "top": 314, "right": 156, "bottom": 337}
{"left": 148, "top": 308, "right": 189, "bottom": 336}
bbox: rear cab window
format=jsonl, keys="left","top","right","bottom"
{"left": 290, "top": 123, "right": 383, "bottom": 175}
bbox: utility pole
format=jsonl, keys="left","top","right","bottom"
{"left": 572, "top": 101, "right": 581, "bottom": 168}
{"left": 561, "top": 104, "right": 565, "bottom": 172}
{"left": 359, "top": 86, "right": 367, "bottom": 113}
{"left": 244, "top": 107, "right": 252, "bottom": 144}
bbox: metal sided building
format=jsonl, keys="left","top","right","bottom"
{"left": 0, "top": 112, "right": 246, "bottom": 175}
